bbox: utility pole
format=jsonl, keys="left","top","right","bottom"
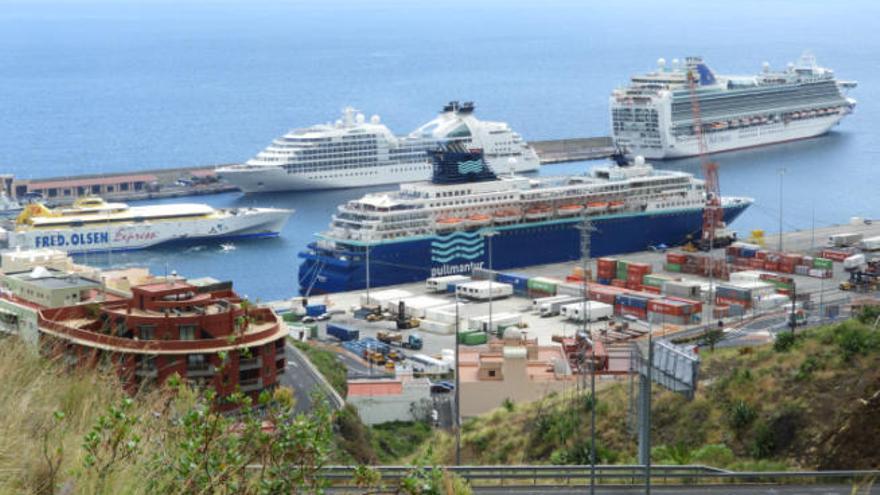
{"left": 789, "top": 281, "right": 797, "bottom": 335}
{"left": 645, "top": 323, "right": 653, "bottom": 495}
{"left": 454, "top": 290, "right": 461, "bottom": 465}
{"left": 778, "top": 168, "right": 786, "bottom": 253}
{"left": 577, "top": 215, "right": 596, "bottom": 495}
{"left": 365, "top": 244, "right": 371, "bottom": 307}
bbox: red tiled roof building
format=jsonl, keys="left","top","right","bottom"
{"left": 39, "top": 278, "right": 287, "bottom": 408}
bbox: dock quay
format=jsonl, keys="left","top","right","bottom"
{"left": 276, "top": 220, "right": 878, "bottom": 372}
{"left": 531, "top": 136, "right": 616, "bottom": 163}
{"left": 3, "top": 137, "right": 613, "bottom": 205}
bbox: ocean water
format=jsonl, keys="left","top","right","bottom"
{"left": 1, "top": 0, "right": 878, "bottom": 300}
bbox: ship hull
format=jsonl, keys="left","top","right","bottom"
{"left": 634, "top": 113, "right": 847, "bottom": 159}
{"left": 298, "top": 201, "right": 751, "bottom": 294}
{"left": 8, "top": 208, "right": 291, "bottom": 254}
{"left": 218, "top": 155, "right": 541, "bottom": 193}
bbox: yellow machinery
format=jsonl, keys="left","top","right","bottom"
{"left": 747, "top": 229, "right": 766, "bottom": 247}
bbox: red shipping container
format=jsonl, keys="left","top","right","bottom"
{"left": 666, "top": 253, "right": 687, "bottom": 264}
{"left": 626, "top": 280, "right": 642, "bottom": 291}
{"left": 716, "top": 295, "right": 752, "bottom": 309}
{"left": 597, "top": 268, "right": 615, "bottom": 279}
{"left": 763, "top": 261, "right": 779, "bottom": 271}
{"left": 748, "top": 259, "right": 764, "bottom": 269}
{"left": 566, "top": 275, "right": 584, "bottom": 283}
{"left": 642, "top": 285, "right": 661, "bottom": 294}
{"left": 597, "top": 257, "right": 617, "bottom": 270}
{"left": 611, "top": 279, "right": 627, "bottom": 288}
{"left": 756, "top": 250, "right": 768, "bottom": 260}
{"left": 619, "top": 306, "right": 647, "bottom": 320}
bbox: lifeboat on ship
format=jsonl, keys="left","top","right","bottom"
{"left": 586, "top": 201, "right": 608, "bottom": 213}
{"left": 466, "top": 213, "right": 493, "bottom": 228}
{"left": 524, "top": 206, "right": 552, "bottom": 221}
{"left": 557, "top": 204, "right": 584, "bottom": 216}
{"left": 435, "top": 217, "right": 464, "bottom": 231}
{"left": 493, "top": 209, "right": 520, "bottom": 223}
{"left": 608, "top": 201, "right": 625, "bottom": 211}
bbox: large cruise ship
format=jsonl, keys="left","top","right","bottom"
{"left": 610, "top": 53, "right": 857, "bottom": 159}
{"left": 298, "top": 144, "right": 752, "bottom": 294}
{"left": 5, "top": 197, "right": 292, "bottom": 253}
{"left": 216, "top": 101, "right": 540, "bottom": 193}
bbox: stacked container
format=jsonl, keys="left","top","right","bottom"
{"left": 596, "top": 258, "right": 617, "bottom": 283}
{"left": 495, "top": 272, "right": 529, "bottom": 295}
{"left": 527, "top": 277, "right": 561, "bottom": 298}
{"left": 616, "top": 293, "right": 652, "bottom": 320}
{"left": 647, "top": 297, "right": 701, "bottom": 325}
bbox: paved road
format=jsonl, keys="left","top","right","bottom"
{"left": 467, "top": 485, "right": 880, "bottom": 494}
{"left": 281, "top": 343, "right": 341, "bottom": 414}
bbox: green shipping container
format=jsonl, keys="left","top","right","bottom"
{"left": 461, "top": 332, "right": 488, "bottom": 346}
{"left": 643, "top": 275, "right": 668, "bottom": 288}
{"left": 527, "top": 277, "right": 558, "bottom": 295}
{"left": 616, "top": 260, "right": 630, "bottom": 280}
{"left": 813, "top": 258, "right": 833, "bottom": 269}
{"left": 665, "top": 263, "right": 682, "bottom": 273}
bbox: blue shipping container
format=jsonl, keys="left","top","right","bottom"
{"left": 497, "top": 273, "right": 528, "bottom": 291}
{"left": 617, "top": 294, "right": 648, "bottom": 309}
{"left": 597, "top": 278, "right": 612, "bottom": 285}
{"left": 306, "top": 304, "right": 327, "bottom": 317}
{"left": 741, "top": 248, "right": 757, "bottom": 258}
{"left": 327, "top": 324, "right": 359, "bottom": 342}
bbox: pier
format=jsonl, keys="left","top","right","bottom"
{"left": 4, "top": 136, "right": 613, "bottom": 204}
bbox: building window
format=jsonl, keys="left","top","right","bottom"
{"left": 138, "top": 325, "right": 155, "bottom": 340}
{"left": 179, "top": 325, "right": 196, "bottom": 340}
{"left": 187, "top": 354, "right": 207, "bottom": 369}
{"left": 488, "top": 370, "right": 496, "bottom": 377}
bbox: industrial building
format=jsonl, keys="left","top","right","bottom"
{"left": 347, "top": 370, "right": 433, "bottom": 425}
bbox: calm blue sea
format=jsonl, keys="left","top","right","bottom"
{"left": 1, "top": 0, "right": 878, "bottom": 300}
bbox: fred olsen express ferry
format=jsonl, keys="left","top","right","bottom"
{"left": 298, "top": 143, "right": 753, "bottom": 294}
{"left": 5, "top": 197, "right": 292, "bottom": 253}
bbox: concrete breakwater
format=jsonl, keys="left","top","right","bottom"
{"left": 5, "top": 137, "right": 613, "bottom": 205}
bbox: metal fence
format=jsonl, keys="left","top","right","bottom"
{"left": 316, "top": 464, "right": 880, "bottom": 489}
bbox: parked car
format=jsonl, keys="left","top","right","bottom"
{"left": 316, "top": 313, "right": 331, "bottom": 321}
{"left": 430, "top": 383, "right": 453, "bottom": 394}
{"left": 301, "top": 316, "right": 316, "bottom": 324}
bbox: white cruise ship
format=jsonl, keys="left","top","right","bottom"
{"left": 216, "top": 101, "right": 540, "bottom": 193}
{"left": 610, "top": 53, "right": 857, "bottom": 159}
{"left": 5, "top": 197, "right": 292, "bottom": 254}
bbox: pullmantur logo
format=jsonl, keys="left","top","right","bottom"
{"left": 457, "top": 159, "right": 484, "bottom": 175}
{"left": 431, "top": 231, "right": 485, "bottom": 264}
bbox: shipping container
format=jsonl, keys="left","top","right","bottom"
{"left": 456, "top": 281, "right": 514, "bottom": 300}
{"left": 327, "top": 324, "right": 360, "bottom": 342}
{"left": 359, "top": 288, "right": 414, "bottom": 308}
{"left": 495, "top": 272, "right": 529, "bottom": 294}
{"left": 828, "top": 232, "right": 863, "bottom": 247}
{"left": 409, "top": 353, "right": 451, "bottom": 374}
{"left": 527, "top": 277, "right": 561, "bottom": 295}
{"left": 813, "top": 257, "right": 833, "bottom": 269}
{"left": 531, "top": 295, "right": 572, "bottom": 312}
{"left": 471, "top": 267, "right": 496, "bottom": 281}
{"left": 560, "top": 301, "right": 614, "bottom": 322}
{"left": 426, "top": 275, "right": 471, "bottom": 293}
{"left": 468, "top": 312, "right": 522, "bottom": 333}
{"left": 540, "top": 296, "right": 585, "bottom": 317}
{"left": 419, "top": 319, "right": 455, "bottom": 334}
{"left": 860, "top": 235, "right": 880, "bottom": 251}
{"left": 557, "top": 282, "right": 585, "bottom": 297}
{"left": 305, "top": 304, "right": 326, "bottom": 317}
{"left": 665, "top": 263, "right": 682, "bottom": 273}
{"left": 666, "top": 252, "right": 687, "bottom": 264}
{"left": 617, "top": 293, "right": 650, "bottom": 309}
{"left": 618, "top": 306, "right": 647, "bottom": 320}
{"left": 385, "top": 295, "right": 449, "bottom": 318}
{"left": 458, "top": 331, "right": 489, "bottom": 346}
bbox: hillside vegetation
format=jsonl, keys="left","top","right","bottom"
{"left": 422, "top": 316, "right": 880, "bottom": 470}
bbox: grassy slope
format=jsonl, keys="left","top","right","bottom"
{"left": 292, "top": 339, "right": 348, "bottom": 398}
{"left": 419, "top": 318, "right": 880, "bottom": 470}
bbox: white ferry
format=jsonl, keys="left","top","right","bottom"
{"left": 610, "top": 53, "right": 857, "bottom": 159}
{"left": 216, "top": 101, "right": 540, "bottom": 193}
{"left": 5, "top": 197, "right": 292, "bottom": 253}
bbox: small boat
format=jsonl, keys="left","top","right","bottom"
{"left": 524, "top": 206, "right": 552, "bottom": 220}
{"left": 608, "top": 201, "right": 626, "bottom": 211}
{"left": 557, "top": 204, "right": 585, "bottom": 216}
{"left": 436, "top": 217, "right": 464, "bottom": 231}
{"left": 466, "top": 214, "right": 493, "bottom": 227}
{"left": 586, "top": 201, "right": 608, "bottom": 213}
{"left": 493, "top": 209, "right": 520, "bottom": 223}
{"left": 220, "top": 243, "right": 236, "bottom": 252}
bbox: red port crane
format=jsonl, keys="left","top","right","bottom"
{"left": 686, "top": 69, "right": 733, "bottom": 251}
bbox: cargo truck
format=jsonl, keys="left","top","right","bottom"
{"left": 327, "top": 323, "right": 359, "bottom": 342}
{"left": 860, "top": 236, "right": 880, "bottom": 251}
{"left": 829, "top": 232, "right": 863, "bottom": 248}
{"left": 376, "top": 331, "right": 424, "bottom": 350}
{"left": 560, "top": 301, "right": 614, "bottom": 322}
{"left": 539, "top": 296, "right": 585, "bottom": 317}
{"left": 531, "top": 295, "right": 572, "bottom": 313}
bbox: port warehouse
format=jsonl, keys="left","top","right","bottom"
{"left": 0, "top": 137, "right": 613, "bottom": 203}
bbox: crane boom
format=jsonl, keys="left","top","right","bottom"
{"left": 687, "top": 70, "right": 724, "bottom": 249}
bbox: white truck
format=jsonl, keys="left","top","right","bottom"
{"left": 539, "top": 296, "right": 584, "bottom": 317}
{"left": 531, "top": 295, "right": 572, "bottom": 313}
{"left": 860, "top": 236, "right": 880, "bottom": 252}
{"left": 829, "top": 232, "right": 863, "bottom": 248}
{"left": 455, "top": 280, "right": 513, "bottom": 301}
{"left": 425, "top": 275, "right": 470, "bottom": 293}
{"left": 560, "top": 301, "right": 614, "bottom": 322}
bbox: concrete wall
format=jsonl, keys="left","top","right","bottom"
{"left": 0, "top": 299, "right": 40, "bottom": 350}
{"left": 348, "top": 378, "right": 432, "bottom": 425}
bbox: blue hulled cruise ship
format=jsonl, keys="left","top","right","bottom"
{"left": 298, "top": 144, "right": 752, "bottom": 294}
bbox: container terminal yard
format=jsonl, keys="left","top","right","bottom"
{"left": 274, "top": 219, "right": 880, "bottom": 409}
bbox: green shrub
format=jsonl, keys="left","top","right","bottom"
{"left": 727, "top": 400, "right": 758, "bottom": 432}
{"left": 833, "top": 322, "right": 879, "bottom": 361}
{"left": 750, "top": 422, "right": 775, "bottom": 459}
{"left": 691, "top": 443, "right": 736, "bottom": 467}
{"left": 795, "top": 355, "right": 822, "bottom": 380}
{"left": 502, "top": 398, "right": 515, "bottom": 412}
{"left": 774, "top": 332, "right": 796, "bottom": 352}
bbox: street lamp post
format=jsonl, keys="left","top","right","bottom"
{"left": 778, "top": 168, "right": 786, "bottom": 253}
{"left": 481, "top": 230, "right": 498, "bottom": 335}
{"left": 454, "top": 290, "right": 461, "bottom": 465}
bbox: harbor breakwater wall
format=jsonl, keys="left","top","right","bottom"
{"left": 6, "top": 136, "right": 613, "bottom": 204}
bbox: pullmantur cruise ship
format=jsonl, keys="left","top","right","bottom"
{"left": 298, "top": 143, "right": 752, "bottom": 294}
{"left": 216, "top": 101, "right": 540, "bottom": 193}
{"left": 610, "top": 53, "right": 857, "bottom": 159}
{"left": 4, "top": 197, "right": 292, "bottom": 254}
